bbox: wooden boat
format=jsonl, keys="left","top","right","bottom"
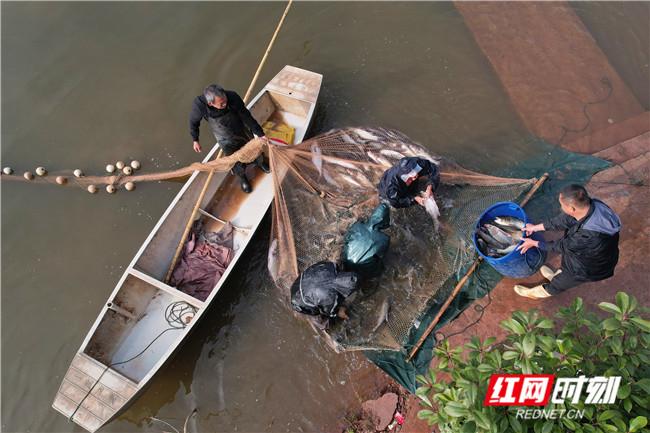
{"left": 52, "top": 65, "right": 322, "bottom": 432}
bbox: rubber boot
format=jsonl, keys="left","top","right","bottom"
{"left": 255, "top": 157, "right": 270, "bottom": 173}
{"left": 514, "top": 284, "right": 551, "bottom": 299}
{"left": 237, "top": 173, "right": 252, "bottom": 194}
{"left": 540, "top": 266, "right": 561, "bottom": 281}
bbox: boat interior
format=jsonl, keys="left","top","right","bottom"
{"left": 81, "top": 88, "right": 314, "bottom": 384}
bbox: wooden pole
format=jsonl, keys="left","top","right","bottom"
{"left": 406, "top": 173, "right": 549, "bottom": 361}
{"left": 243, "top": 0, "right": 293, "bottom": 103}
{"left": 164, "top": 1, "right": 293, "bottom": 285}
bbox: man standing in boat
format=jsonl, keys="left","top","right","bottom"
{"left": 189, "top": 84, "right": 270, "bottom": 193}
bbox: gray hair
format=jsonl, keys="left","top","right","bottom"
{"left": 204, "top": 84, "right": 225, "bottom": 104}
{"left": 559, "top": 183, "right": 591, "bottom": 209}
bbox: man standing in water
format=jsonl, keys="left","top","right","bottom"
{"left": 189, "top": 84, "right": 270, "bottom": 193}
{"left": 515, "top": 184, "right": 621, "bottom": 299}
{"left": 378, "top": 156, "right": 440, "bottom": 208}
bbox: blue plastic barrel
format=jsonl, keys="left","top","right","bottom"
{"left": 473, "top": 201, "right": 546, "bottom": 278}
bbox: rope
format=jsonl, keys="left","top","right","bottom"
{"left": 68, "top": 301, "right": 197, "bottom": 423}
{"left": 555, "top": 77, "right": 613, "bottom": 148}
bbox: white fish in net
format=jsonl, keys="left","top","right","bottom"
{"left": 420, "top": 191, "right": 441, "bottom": 231}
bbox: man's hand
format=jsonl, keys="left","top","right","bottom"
{"left": 522, "top": 223, "right": 544, "bottom": 236}
{"left": 517, "top": 237, "right": 539, "bottom": 254}
{"left": 193, "top": 141, "right": 202, "bottom": 153}
{"left": 425, "top": 184, "right": 434, "bottom": 199}
{"left": 414, "top": 196, "right": 426, "bottom": 207}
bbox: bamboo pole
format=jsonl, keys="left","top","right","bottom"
{"left": 243, "top": 0, "right": 293, "bottom": 103}
{"left": 406, "top": 173, "right": 549, "bottom": 362}
{"left": 164, "top": 1, "right": 293, "bottom": 284}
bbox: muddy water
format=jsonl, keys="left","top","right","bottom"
{"left": 1, "top": 2, "right": 647, "bottom": 432}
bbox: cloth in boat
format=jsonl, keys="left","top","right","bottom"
{"left": 170, "top": 222, "right": 235, "bottom": 301}
{"left": 378, "top": 157, "right": 440, "bottom": 208}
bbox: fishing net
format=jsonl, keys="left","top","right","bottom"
{"left": 266, "top": 127, "right": 537, "bottom": 352}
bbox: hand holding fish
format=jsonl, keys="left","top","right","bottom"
{"left": 523, "top": 222, "right": 545, "bottom": 236}
{"left": 517, "top": 237, "right": 539, "bottom": 254}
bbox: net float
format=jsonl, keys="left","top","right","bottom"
{"left": 130, "top": 160, "right": 141, "bottom": 170}
{"left": 3, "top": 167, "right": 13, "bottom": 175}
{"left": 24, "top": 172, "right": 35, "bottom": 180}
{"left": 87, "top": 185, "right": 98, "bottom": 194}
{"left": 125, "top": 182, "right": 135, "bottom": 191}
{"left": 116, "top": 161, "right": 125, "bottom": 170}
{"left": 36, "top": 167, "right": 48, "bottom": 176}
{"left": 56, "top": 176, "right": 68, "bottom": 185}
{"left": 74, "top": 169, "right": 84, "bottom": 178}
{"left": 106, "top": 185, "right": 116, "bottom": 194}
{"left": 122, "top": 166, "right": 133, "bottom": 175}
{"left": 106, "top": 164, "right": 116, "bottom": 173}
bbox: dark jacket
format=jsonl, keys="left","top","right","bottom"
{"left": 290, "top": 262, "right": 361, "bottom": 318}
{"left": 540, "top": 199, "right": 621, "bottom": 281}
{"left": 189, "top": 90, "right": 264, "bottom": 142}
{"left": 378, "top": 157, "right": 440, "bottom": 208}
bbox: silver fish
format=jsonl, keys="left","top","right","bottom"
{"left": 354, "top": 128, "right": 379, "bottom": 142}
{"left": 485, "top": 223, "right": 514, "bottom": 246}
{"left": 493, "top": 216, "right": 525, "bottom": 230}
{"left": 371, "top": 297, "right": 391, "bottom": 333}
{"left": 379, "top": 148, "right": 406, "bottom": 160}
{"left": 474, "top": 227, "right": 508, "bottom": 249}
{"left": 420, "top": 192, "right": 440, "bottom": 231}
{"left": 496, "top": 244, "right": 518, "bottom": 255}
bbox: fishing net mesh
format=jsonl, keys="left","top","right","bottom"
{"left": 267, "top": 127, "right": 537, "bottom": 352}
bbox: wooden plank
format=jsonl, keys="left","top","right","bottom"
{"left": 65, "top": 366, "right": 128, "bottom": 411}
{"left": 53, "top": 393, "right": 104, "bottom": 432}
{"left": 58, "top": 379, "right": 116, "bottom": 421}
{"left": 71, "top": 353, "right": 138, "bottom": 398}
{"left": 266, "top": 65, "right": 322, "bottom": 104}
{"left": 128, "top": 268, "right": 205, "bottom": 310}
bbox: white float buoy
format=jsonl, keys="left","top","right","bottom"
{"left": 87, "top": 185, "right": 98, "bottom": 194}
{"left": 36, "top": 167, "right": 48, "bottom": 176}
{"left": 74, "top": 169, "right": 85, "bottom": 178}
{"left": 3, "top": 167, "right": 13, "bottom": 175}
{"left": 125, "top": 181, "right": 135, "bottom": 191}
{"left": 106, "top": 184, "right": 116, "bottom": 194}
{"left": 56, "top": 176, "right": 68, "bottom": 185}
{"left": 122, "top": 166, "right": 133, "bottom": 175}
{"left": 116, "top": 161, "right": 125, "bottom": 170}
{"left": 130, "top": 160, "right": 141, "bottom": 170}
{"left": 106, "top": 164, "right": 116, "bottom": 173}
{"left": 24, "top": 172, "right": 35, "bottom": 181}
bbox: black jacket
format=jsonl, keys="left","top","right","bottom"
{"left": 378, "top": 157, "right": 440, "bottom": 208}
{"left": 540, "top": 199, "right": 621, "bottom": 281}
{"left": 189, "top": 90, "right": 264, "bottom": 141}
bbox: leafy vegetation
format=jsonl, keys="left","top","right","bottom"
{"left": 416, "top": 292, "right": 650, "bottom": 433}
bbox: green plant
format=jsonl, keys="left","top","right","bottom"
{"left": 416, "top": 292, "right": 650, "bottom": 433}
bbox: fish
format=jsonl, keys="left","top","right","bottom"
{"left": 340, "top": 173, "right": 363, "bottom": 188}
{"left": 370, "top": 296, "right": 391, "bottom": 333}
{"left": 340, "top": 133, "right": 356, "bottom": 145}
{"left": 366, "top": 151, "right": 392, "bottom": 167}
{"left": 379, "top": 149, "right": 406, "bottom": 160}
{"left": 420, "top": 192, "right": 440, "bottom": 231}
{"left": 495, "top": 244, "right": 518, "bottom": 255}
{"left": 484, "top": 223, "right": 514, "bottom": 246}
{"left": 474, "top": 227, "right": 509, "bottom": 249}
{"left": 490, "top": 221, "right": 523, "bottom": 242}
{"left": 311, "top": 143, "right": 337, "bottom": 185}
{"left": 493, "top": 215, "right": 525, "bottom": 230}
{"left": 354, "top": 128, "right": 379, "bottom": 142}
